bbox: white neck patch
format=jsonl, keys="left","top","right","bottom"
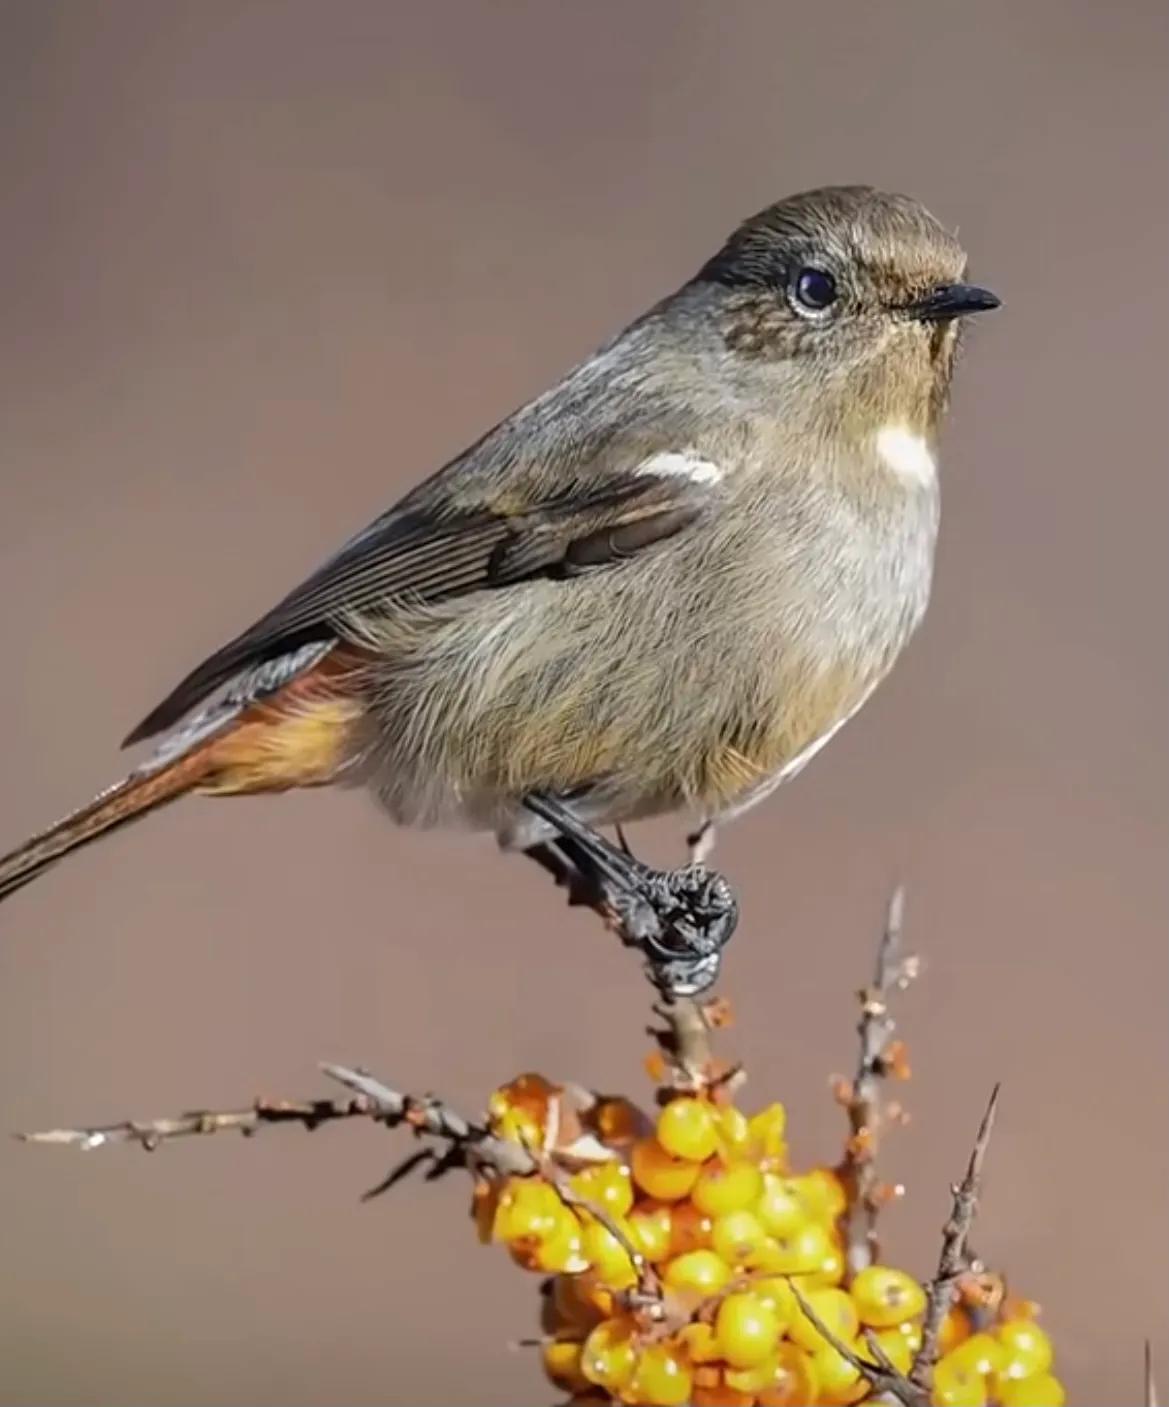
{"left": 875, "top": 424, "right": 937, "bottom": 487}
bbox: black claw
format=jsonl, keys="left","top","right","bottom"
{"left": 522, "top": 794, "right": 739, "bottom": 996}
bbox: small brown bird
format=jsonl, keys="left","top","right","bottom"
{"left": 0, "top": 186, "right": 999, "bottom": 907}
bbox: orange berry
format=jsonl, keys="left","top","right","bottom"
{"left": 552, "top": 1273, "right": 604, "bottom": 1332}
{"left": 580, "top": 1316, "right": 637, "bottom": 1392}
{"left": 715, "top": 1291, "right": 782, "bottom": 1368}
{"left": 939, "top": 1306, "right": 971, "bottom": 1354}
{"left": 594, "top": 1096, "right": 646, "bottom": 1146}
{"left": 995, "top": 1320, "right": 1054, "bottom": 1380}
{"left": 756, "top": 1343, "right": 820, "bottom": 1405}
{"left": 631, "top": 1138, "right": 701, "bottom": 1201}
{"left": 663, "top": 1248, "right": 732, "bottom": 1297}
{"left": 788, "top": 1286, "right": 859, "bottom": 1352}
{"left": 542, "top": 1340, "right": 590, "bottom": 1393}
{"left": 668, "top": 1200, "right": 713, "bottom": 1256}
{"left": 628, "top": 1343, "right": 693, "bottom": 1406}
{"left": 570, "top": 1162, "right": 635, "bottom": 1218}
{"left": 690, "top": 1383, "right": 755, "bottom": 1407}
{"left": 626, "top": 1201, "right": 673, "bottom": 1262}
{"left": 850, "top": 1264, "right": 927, "bottom": 1327}
{"left": 656, "top": 1098, "right": 720, "bottom": 1162}
{"left": 711, "top": 1208, "right": 769, "bottom": 1266}
{"left": 692, "top": 1159, "right": 764, "bottom": 1217}
{"left": 997, "top": 1372, "right": 1066, "bottom": 1407}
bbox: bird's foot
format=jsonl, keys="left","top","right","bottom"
{"left": 522, "top": 794, "right": 738, "bottom": 997}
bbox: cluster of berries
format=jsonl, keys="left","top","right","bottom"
{"left": 474, "top": 1072, "right": 1063, "bottom": 1407}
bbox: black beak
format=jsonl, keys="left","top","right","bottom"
{"left": 904, "top": 282, "right": 1001, "bottom": 322}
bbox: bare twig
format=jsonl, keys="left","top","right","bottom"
{"left": 838, "top": 886, "right": 919, "bottom": 1277}
{"left": 19, "top": 1062, "right": 535, "bottom": 1177}
{"left": 1147, "top": 1340, "right": 1159, "bottom": 1407}
{"left": 909, "top": 1084, "right": 1001, "bottom": 1390}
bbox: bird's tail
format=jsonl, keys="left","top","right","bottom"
{"left": 0, "top": 650, "right": 364, "bottom": 905}
{"left": 0, "top": 747, "right": 219, "bottom": 903}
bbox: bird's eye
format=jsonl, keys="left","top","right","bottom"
{"left": 792, "top": 267, "right": 838, "bottom": 313}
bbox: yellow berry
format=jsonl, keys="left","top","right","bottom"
{"left": 891, "top": 1316, "right": 923, "bottom": 1355}
{"left": 995, "top": 1320, "right": 1054, "bottom": 1380}
{"left": 580, "top": 1316, "right": 637, "bottom": 1392}
{"left": 626, "top": 1202, "right": 673, "bottom": 1262}
{"left": 756, "top": 1173, "right": 812, "bottom": 1237}
{"left": 663, "top": 1248, "right": 732, "bottom": 1297}
{"left": 711, "top": 1208, "right": 769, "bottom": 1266}
{"left": 580, "top": 1219, "right": 637, "bottom": 1288}
{"left": 753, "top": 1218, "right": 837, "bottom": 1277}
{"left": 747, "top": 1102, "right": 788, "bottom": 1160}
{"left": 679, "top": 1320, "right": 723, "bottom": 1364}
{"left": 756, "top": 1343, "right": 821, "bottom": 1405}
{"left": 715, "top": 1291, "right": 782, "bottom": 1368}
{"left": 950, "top": 1332, "right": 1006, "bottom": 1377}
{"left": 492, "top": 1176, "right": 562, "bottom": 1243}
{"left": 631, "top": 1138, "right": 701, "bottom": 1201}
{"left": 725, "top": 1352, "right": 782, "bottom": 1393}
{"left": 542, "top": 1339, "right": 590, "bottom": 1393}
{"left": 628, "top": 1343, "right": 693, "bottom": 1406}
{"left": 750, "top": 1274, "right": 798, "bottom": 1329}
{"left": 997, "top": 1372, "right": 1067, "bottom": 1407}
{"left": 570, "top": 1162, "right": 635, "bottom": 1218}
{"left": 810, "top": 1337, "right": 866, "bottom": 1405}
{"left": 788, "top": 1286, "right": 859, "bottom": 1351}
{"left": 528, "top": 1209, "right": 588, "bottom": 1273}
{"left": 716, "top": 1104, "right": 751, "bottom": 1153}
{"left": 850, "top": 1264, "right": 927, "bottom": 1327}
{"left": 656, "top": 1097, "right": 720, "bottom": 1162}
{"left": 692, "top": 1159, "right": 764, "bottom": 1217}
{"left": 871, "top": 1327, "right": 914, "bottom": 1374}
{"left": 933, "top": 1352, "right": 989, "bottom": 1407}
{"left": 796, "top": 1168, "right": 847, "bottom": 1220}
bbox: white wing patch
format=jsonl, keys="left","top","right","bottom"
{"left": 875, "top": 424, "right": 937, "bottom": 487}
{"left": 637, "top": 449, "right": 723, "bottom": 486}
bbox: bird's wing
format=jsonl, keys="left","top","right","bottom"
{"left": 124, "top": 415, "right": 721, "bottom": 746}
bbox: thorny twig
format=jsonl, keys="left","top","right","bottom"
{"left": 788, "top": 1085, "right": 1000, "bottom": 1407}
{"left": 909, "top": 1084, "right": 1001, "bottom": 1391}
{"left": 837, "top": 886, "right": 919, "bottom": 1277}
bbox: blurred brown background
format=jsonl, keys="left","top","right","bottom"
{"left": 1, "top": 2, "right": 1165, "bottom": 1403}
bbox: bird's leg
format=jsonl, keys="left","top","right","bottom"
{"left": 522, "top": 793, "right": 739, "bottom": 997}
{"left": 687, "top": 818, "right": 718, "bottom": 866}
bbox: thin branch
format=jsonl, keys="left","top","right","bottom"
{"left": 838, "top": 885, "right": 919, "bottom": 1277}
{"left": 18, "top": 1062, "right": 535, "bottom": 1177}
{"left": 16, "top": 1096, "right": 371, "bottom": 1151}
{"left": 909, "top": 1084, "right": 1001, "bottom": 1390}
{"left": 1147, "top": 1340, "right": 1159, "bottom": 1407}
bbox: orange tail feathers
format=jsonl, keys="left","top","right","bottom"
{"left": 0, "top": 655, "right": 365, "bottom": 905}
